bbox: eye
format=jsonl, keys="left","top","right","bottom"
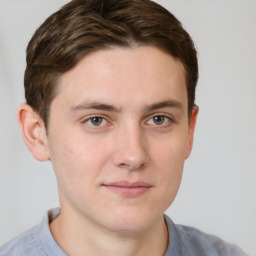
{"left": 147, "top": 115, "right": 171, "bottom": 126}
{"left": 86, "top": 116, "right": 107, "bottom": 127}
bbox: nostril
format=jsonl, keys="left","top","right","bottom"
{"left": 118, "top": 161, "right": 147, "bottom": 171}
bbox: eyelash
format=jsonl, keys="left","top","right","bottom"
{"left": 82, "top": 115, "right": 107, "bottom": 127}
{"left": 82, "top": 114, "right": 173, "bottom": 128}
{"left": 146, "top": 115, "right": 172, "bottom": 126}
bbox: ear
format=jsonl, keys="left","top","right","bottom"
{"left": 18, "top": 103, "right": 50, "bottom": 161}
{"left": 185, "top": 106, "right": 199, "bottom": 159}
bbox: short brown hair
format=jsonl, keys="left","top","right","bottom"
{"left": 25, "top": 0, "right": 198, "bottom": 128}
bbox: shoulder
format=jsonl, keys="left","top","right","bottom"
{"left": 0, "top": 225, "right": 42, "bottom": 256}
{"left": 176, "top": 224, "right": 248, "bottom": 256}
{"left": 0, "top": 208, "right": 62, "bottom": 256}
{"left": 164, "top": 215, "right": 249, "bottom": 256}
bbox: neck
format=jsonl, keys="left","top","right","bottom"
{"left": 50, "top": 209, "right": 168, "bottom": 256}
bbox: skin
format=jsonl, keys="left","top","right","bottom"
{"left": 18, "top": 46, "right": 198, "bottom": 256}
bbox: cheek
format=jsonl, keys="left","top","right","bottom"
{"left": 150, "top": 132, "right": 188, "bottom": 195}
{"left": 48, "top": 135, "right": 111, "bottom": 210}
{"left": 152, "top": 131, "right": 188, "bottom": 170}
{"left": 48, "top": 133, "right": 110, "bottom": 186}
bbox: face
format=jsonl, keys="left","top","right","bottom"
{"left": 44, "top": 46, "right": 197, "bottom": 233}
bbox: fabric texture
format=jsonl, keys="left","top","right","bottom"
{"left": 0, "top": 208, "right": 249, "bottom": 256}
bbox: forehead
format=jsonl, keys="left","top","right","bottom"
{"left": 54, "top": 46, "right": 187, "bottom": 112}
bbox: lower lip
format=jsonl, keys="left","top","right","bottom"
{"left": 104, "top": 185, "right": 151, "bottom": 197}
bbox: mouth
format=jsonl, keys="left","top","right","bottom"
{"left": 102, "top": 181, "right": 153, "bottom": 197}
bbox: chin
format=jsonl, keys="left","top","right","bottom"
{"left": 102, "top": 208, "right": 162, "bottom": 233}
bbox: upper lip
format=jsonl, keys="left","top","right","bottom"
{"left": 103, "top": 181, "right": 152, "bottom": 188}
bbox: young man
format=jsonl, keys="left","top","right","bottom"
{"left": 0, "top": 0, "right": 248, "bottom": 255}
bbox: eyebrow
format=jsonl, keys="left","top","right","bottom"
{"left": 143, "top": 100, "right": 184, "bottom": 113}
{"left": 69, "top": 100, "right": 184, "bottom": 113}
{"left": 69, "top": 102, "right": 120, "bottom": 112}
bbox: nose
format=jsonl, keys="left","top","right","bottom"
{"left": 112, "top": 125, "right": 149, "bottom": 171}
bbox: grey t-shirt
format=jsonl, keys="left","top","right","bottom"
{"left": 0, "top": 208, "right": 248, "bottom": 256}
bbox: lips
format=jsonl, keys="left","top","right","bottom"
{"left": 103, "top": 181, "right": 152, "bottom": 197}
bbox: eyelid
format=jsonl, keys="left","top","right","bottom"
{"left": 81, "top": 115, "right": 110, "bottom": 127}
{"left": 80, "top": 112, "right": 174, "bottom": 128}
{"left": 145, "top": 113, "right": 173, "bottom": 126}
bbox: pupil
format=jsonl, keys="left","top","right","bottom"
{"left": 92, "top": 117, "right": 102, "bottom": 126}
{"left": 154, "top": 116, "right": 164, "bottom": 125}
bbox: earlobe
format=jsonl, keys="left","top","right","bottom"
{"left": 18, "top": 103, "right": 50, "bottom": 161}
{"left": 185, "top": 106, "right": 199, "bottom": 159}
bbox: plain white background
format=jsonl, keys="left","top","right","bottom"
{"left": 0, "top": 1, "right": 255, "bottom": 255}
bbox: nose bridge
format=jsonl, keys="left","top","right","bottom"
{"left": 112, "top": 120, "right": 149, "bottom": 170}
